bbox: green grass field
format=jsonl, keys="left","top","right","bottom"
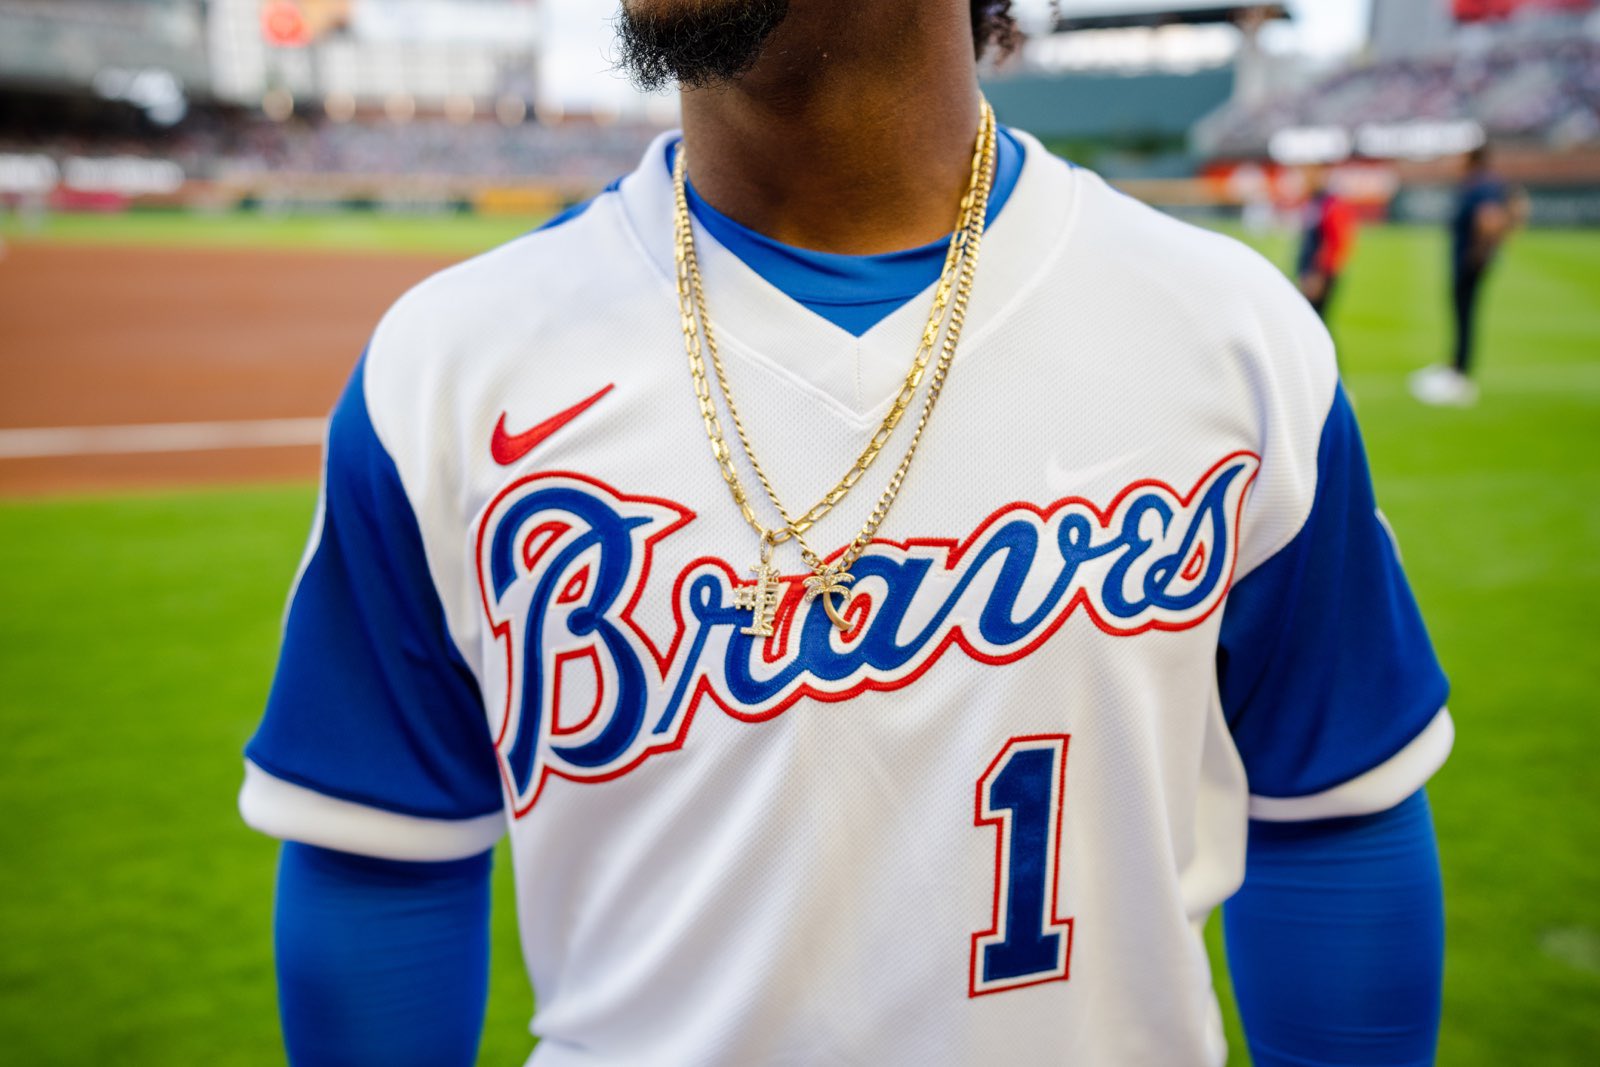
{"left": 2, "top": 214, "right": 1598, "bottom": 1064}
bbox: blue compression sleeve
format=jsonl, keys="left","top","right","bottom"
{"left": 275, "top": 842, "right": 492, "bottom": 1067}
{"left": 1224, "top": 790, "right": 1444, "bottom": 1066}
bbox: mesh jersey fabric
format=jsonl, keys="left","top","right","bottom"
{"left": 242, "top": 129, "right": 1451, "bottom": 1066}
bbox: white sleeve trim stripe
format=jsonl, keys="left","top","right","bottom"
{"left": 1247, "top": 708, "right": 1454, "bottom": 822}
{"left": 280, "top": 439, "right": 328, "bottom": 635}
{"left": 238, "top": 760, "right": 505, "bottom": 861}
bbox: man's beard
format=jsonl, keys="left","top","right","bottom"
{"left": 615, "top": 0, "right": 792, "bottom": 91}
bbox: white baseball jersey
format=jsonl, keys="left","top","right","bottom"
{"left": 241, "top": 129, "right": 1451, "bottom": 1066}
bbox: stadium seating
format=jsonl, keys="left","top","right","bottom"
{"left": 215, "top": 119, "right": 660, "bottom": 183}
{"left": 0, "top": 104, "right": 662, "bottom": 192}
{"left": 1201, "top": 36, "right": 1600, "bottom": 158}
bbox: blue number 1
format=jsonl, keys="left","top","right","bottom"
{"left": 969, "top": 735, "right": 1074, "bottom": 997}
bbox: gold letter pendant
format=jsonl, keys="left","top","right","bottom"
{"left": 734, "top": 561, "right": 784, "bottom": 638}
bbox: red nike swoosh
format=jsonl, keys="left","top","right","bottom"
{"left": 491, "top": 383, "right": 614, "bottom": 466}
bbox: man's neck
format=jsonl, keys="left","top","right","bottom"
{"left": 678, "top": 2, "right": 982, "bottom": 256}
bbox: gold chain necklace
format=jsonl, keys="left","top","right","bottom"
{"left": 673, "top": 101, "right": 996, "bottom": 636}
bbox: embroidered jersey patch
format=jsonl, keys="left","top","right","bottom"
{"left": 477, "top": 453, "right": 1259, "bottom": 814}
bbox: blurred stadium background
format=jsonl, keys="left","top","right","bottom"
{"left": 1, "top": 0, "right": 1596, "bottom": 1063}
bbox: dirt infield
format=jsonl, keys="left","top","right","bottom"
{"left": 0, "top": 242, "right": 458, "bottom": 496}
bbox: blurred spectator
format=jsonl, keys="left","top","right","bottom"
{"left": 1295, "top": 165, "right": 1356, "bottom": 321}
{"left": 1204, "top": 36, "right": 1600, "bottom": 158}
{"left": 0, "top": 102, "right": 664, "bottom": 188}
{"left": 217, "top": 118, "right": 660, "bottom": 183}
{"left": 1411, "top": 144, "right": 1524, "bottom": 407}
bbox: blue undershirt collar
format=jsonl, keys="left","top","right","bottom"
{"left": 667, "top": 128, "right": 1024, "bottom": 336}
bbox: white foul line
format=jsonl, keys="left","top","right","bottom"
{"left": 0, "top": 418, "right": 327, "bottom": 459}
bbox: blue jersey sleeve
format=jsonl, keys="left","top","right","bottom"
{"left": 1225, "top": 790, "right": 1444, "bottom": 1065}
{"left": 1218, "top": 385, "right": 1450, "bottom": 818}
{"left": 275, "top": 843, "right": 492, "bottom": 1066}
{"left": 242, "top": 354, "right": 504, "bottom": 860}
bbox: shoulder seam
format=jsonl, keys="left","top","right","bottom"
{"left": 357, "top": 344, "right": 484, "bottom": 682}
{"left": 1232, "top": 349, "right": 1340, "bottom": 585}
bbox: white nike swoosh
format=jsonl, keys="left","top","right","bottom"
{"left": 1045, "top": 448, "right": 1150, "bottom": 495}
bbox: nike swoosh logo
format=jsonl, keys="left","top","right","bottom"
{"left": 491, "top": 383, "right": 614, "bottom": 466}
{"left": 1045, "top": 448, "right": 1149, "bottom": 494}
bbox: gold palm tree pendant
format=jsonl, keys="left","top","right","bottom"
{"left": 803, "top": 568, "right": 856, "bottom": 632}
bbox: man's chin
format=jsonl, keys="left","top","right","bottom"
{"left": 615, "top": 0, "right": 792, "bottom": 91}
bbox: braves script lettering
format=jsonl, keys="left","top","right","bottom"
{"left": 476, "top": 454, "right": 1259, "bottom": 815}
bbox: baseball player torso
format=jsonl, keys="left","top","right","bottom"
{"left": 246, "top": 130, "right": 1451, "bottom": 1066}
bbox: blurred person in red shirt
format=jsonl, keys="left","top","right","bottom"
{"left": 1295, "top": 166, "right": 1356, "bottom": 320}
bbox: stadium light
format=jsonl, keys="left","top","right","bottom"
{"left": 325, "top": 92, "right": 357, "bottom": 123}
{"left": 498, "top": 96, "right": 529, "bottom": 127}
{"left": 262, "top": 88, "right": 295, "bottom": 122}
{"left": 91, "top": 67, "right": 189, "bottom": 128}
{"left": 385, "top": 93, "right": 416, "bottom": 124}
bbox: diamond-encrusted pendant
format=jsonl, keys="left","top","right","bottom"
{"left": 803, "top": 566, "right": 856, "bottom": 632}
{"left": 733, "top": 560, "right": 784, "bottom": 638}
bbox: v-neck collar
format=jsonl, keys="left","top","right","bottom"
{"left": 675, "top": 127, "right": 1025, "bottom": 335}
{"left": 616, "top": 127, "right": 1080, "bottom": 423}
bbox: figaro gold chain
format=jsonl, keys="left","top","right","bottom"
{"left": 672, "top": 101, "right": 996, "bottom": 634}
